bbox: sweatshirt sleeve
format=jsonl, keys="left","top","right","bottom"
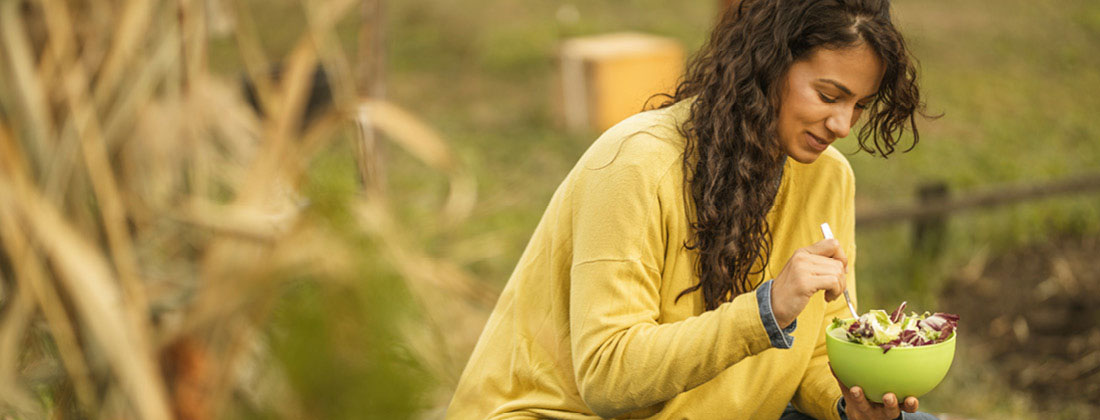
{"left": 568, "top": 157, "right": 775, "bottom": 419}
{"left": 790, "top": 161, "right": 857, "bottom": 420}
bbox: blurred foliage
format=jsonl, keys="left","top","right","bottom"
{"left": 260, "top": 146, "right": 432, "bottom": 419}
{"left": 0, "top": 0, "right": 455, "bottom": 418}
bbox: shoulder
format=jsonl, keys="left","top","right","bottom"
{"left": 575, "top": 104, "right": 688, "bottom": 180}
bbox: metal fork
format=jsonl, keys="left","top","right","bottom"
{"left": 821, "top": 222, "right": 859, "bottom": 319}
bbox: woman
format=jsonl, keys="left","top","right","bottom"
{"left": 448, "top": 1, "right": 934, "bottom": 419}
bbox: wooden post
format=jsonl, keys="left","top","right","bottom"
{"left": 906, "top": 182, "right": 948, "bottom": 297}
{"left": 357, "top": 0, "right": 386, "bottom": 193}
{"left": 913, "top": 182, "right": 950, "bottom": 257}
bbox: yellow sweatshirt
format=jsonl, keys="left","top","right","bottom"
{"left": 447, "top": 99, "right": 857, "bottom": 420}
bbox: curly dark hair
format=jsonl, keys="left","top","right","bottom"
{"left": 659, "top": 0, "right": 929, "bottom": 310}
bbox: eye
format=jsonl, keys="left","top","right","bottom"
{"left": 817, "top": 92, "right": 837, "bottom": 104}
{"left": 855, "top": 102, "right": 870, "bottom": 110}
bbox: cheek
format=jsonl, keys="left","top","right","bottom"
{"left": 776, "top": 106, "right": 800, "bottom": 142}
{"left": 780, "top": 91, "right": 814, "bottom": 126}
{"left": 793, "top": 91, "right": 829, "bottom": 123}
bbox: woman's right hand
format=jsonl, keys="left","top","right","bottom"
{"left": 770, "top": 238, "right": 848, "bottom": 328}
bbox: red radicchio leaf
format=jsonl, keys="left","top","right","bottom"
{"left": 934, "top": 312, "right": 960, "bottom": 323}
{"left": 923, "top": 312, "right": 960, "bottom": 333}
{"left": 899, "top": 329, "right": 918, "bottom": 345}
{"left": 890, "top": 301, "right": 908, "bottom": 323}
{"left": 880, "top": 338, "right": 902, "bottom": 353}
{"left": 937, "top": 325, "right": 955, "bottom": 343}
{"left": 922, "top": 315, "right": 948, "bottom": 331}
{"left": 848, "top": 321, "right": 862, "bottom": 334}
{"left": 856, "top": 322, "right": 875, "bottom": 338}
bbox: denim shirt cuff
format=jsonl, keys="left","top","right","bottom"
{"left": 756, "top": 279, "right": 796, "bottom": 349}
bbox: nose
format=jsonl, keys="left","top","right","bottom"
{"left": 825, "top": 107, "right": 854, "bottom": 139}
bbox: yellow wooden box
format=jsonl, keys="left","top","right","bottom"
{"left": 558, "top": 32, "right": 686, "bottom": 133}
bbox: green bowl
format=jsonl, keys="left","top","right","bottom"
{"left": 825, "top": 321, "right": 957, "bottom": 403}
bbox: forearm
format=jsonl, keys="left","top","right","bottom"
{"left": 570, "top": 262, "right": 773, "bottom": 418}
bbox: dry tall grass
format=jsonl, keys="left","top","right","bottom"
{"left": 0, "top": 0, "right": 491, "bottom": 418}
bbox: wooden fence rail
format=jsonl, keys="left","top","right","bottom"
{"left": 856, "top": 172, "right": 1100, "bottom": 228}
{"left": 856, "top": 172, "right": 1100, "bottom": 255}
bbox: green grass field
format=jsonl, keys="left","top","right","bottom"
{"left": 229, "top": 0, "right": 1100, "bottom": 418}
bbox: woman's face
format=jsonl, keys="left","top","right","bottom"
{"left": 776, "top": 43, "right": 885, "bottom": 164}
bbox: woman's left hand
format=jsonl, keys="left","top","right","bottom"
{"left": 831, "top": 365, "right": 920, "bottom": 420}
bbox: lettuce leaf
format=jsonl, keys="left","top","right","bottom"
{"left": 829, "top": 301, "right": 959, "bottom": 353}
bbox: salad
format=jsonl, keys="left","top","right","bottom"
{"left": 828, "top": 302, "right": 959, "bottom": 353}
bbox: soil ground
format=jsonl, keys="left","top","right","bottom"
{"left": 941, "top": 234, "right": 1100, "bottom": 418}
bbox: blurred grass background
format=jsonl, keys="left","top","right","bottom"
{"left": 1, "top": 0, "right": 1097, "bottom": 418}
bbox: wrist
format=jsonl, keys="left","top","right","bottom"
{"left": 770, "top": 283, "right": 791, "bottom": 328}
{"left": 757, "top": 279, "right": 797, "bottom": 348}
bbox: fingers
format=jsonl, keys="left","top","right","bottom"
{"left": 832, "top": 239, "right": 849, "bottom": 270}
{"left": 806, "top": 238, "right": 849, "bottom": 267}
{"left": 814, "top": 275, "right": 844, "bottom": 301}
{"left": 882, "top": 393, "right": 902, "bottom": 419}
{"left": 833, "top": 372, "right": 870, "bottom": 415}
{"left": 807, "top": 254, "right": 845, "bottom": 275}
{"left": 796, "top": 253, "right": 844, "bottom": 301}
{"left": 903, "top": 397, "right": 919, "bottom": 413}
{"left": 832, "top": 363, "right": 915, "bottom": 419}
{"left": 810, "top": 256, "right": 846, "bottom": 300}
{"left": 847, "top": 386, "right": 872, "bottom": 413}
{"left": 804, "top": 238, "right": 843, "bottom": 259}
{"left": 805, "top": 238, "right": 849, "bottom": 271}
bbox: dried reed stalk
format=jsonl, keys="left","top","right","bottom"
{"left": 0, "top": 0, "right": 495, "bottom": 418}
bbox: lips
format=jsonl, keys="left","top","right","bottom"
{"left": 804, "top": 131, "right": 831, "bottom": 152}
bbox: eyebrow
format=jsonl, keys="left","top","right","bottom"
{"left": 817, "top": 78, "right": 877, "bottom": 100}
